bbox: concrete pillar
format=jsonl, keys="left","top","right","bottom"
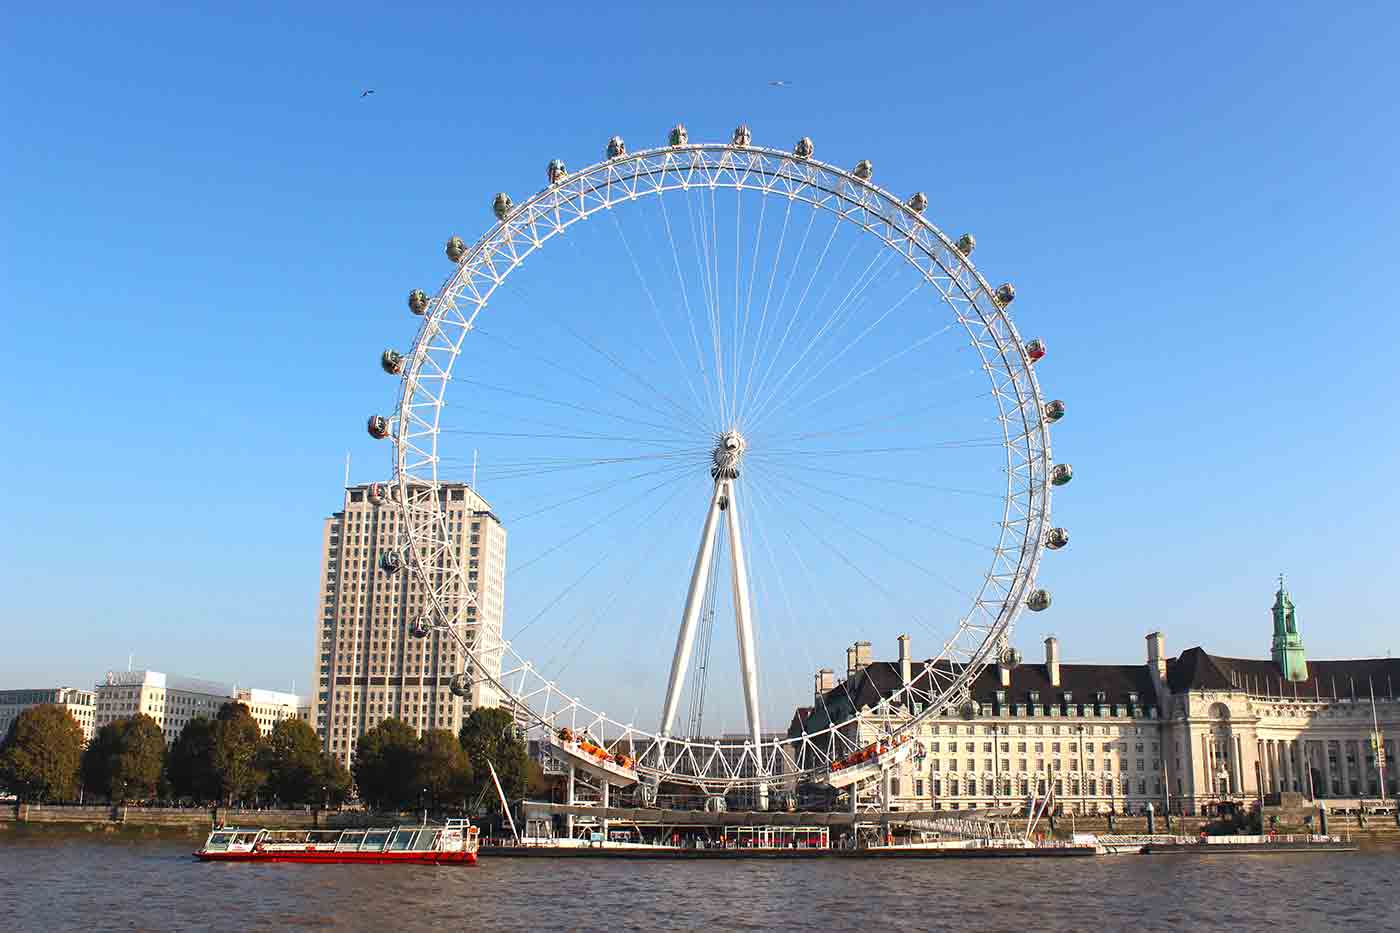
{"left": 566, "top": 765, "right": 576, "bottom": 838}
{"left": 1322, "top": 741, "right": 1334, "bottom": 797}
{"left": 601, "top": 780, "right": 610, "bottom": 840}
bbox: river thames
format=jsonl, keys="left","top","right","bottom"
{"left": 2, "top": 835, "right": 1397, "bottom": 932}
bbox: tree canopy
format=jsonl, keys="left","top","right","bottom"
{"left": 258, "top": 717, "right": 324, "bottom": 807}
{"left": 0, "top": 704, "right": 83, "bottom": 802}
{"left": 212, "top": 702, "right": 264, "bottom": 805}
{"left": 458, "top": 707, "right": 531, "bottom": 807}
{"left": 418, "top": 728, "right": 473, "bottom": 810}
{"left": 352, "top": 718, "right": 421, "bottom": 811}
{"left": 81, "top": 714, "right": 164, "bottom": 802}
{"left": 167, "top": 716, "right": 219, "bottom": 803}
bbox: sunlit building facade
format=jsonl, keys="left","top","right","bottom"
{"left": 789, "top": 582, "right": 1398, "bottom": 815}
{"left": 312, "top": 482, "right": 507, "bottom": 766}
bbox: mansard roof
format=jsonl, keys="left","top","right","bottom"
{"left": 1167, "top": 647, "right": 1400, "bottom": 698}
{"left": 817, "top": 658, "right": 1157, "bottom": 715}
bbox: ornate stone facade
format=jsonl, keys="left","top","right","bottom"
{"left": 789, "top": 583, "right": 1398, "bottom": 815}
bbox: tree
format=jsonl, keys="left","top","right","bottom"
{"left": 458, "top": 707, "right": 531, "bottom": 807}
{"left": 212, "top": 702, "right": 264, "bottom": 805}
{"left": 167, "top": 717, "right": 219, "bottom": 803}
{"left": 352, "top": 718, "right": 419, "bottom": 811}
{"left": 318, "top": 752, "right": 352, "bottom": 808}
{"left": 81, "top": 714, "right": 164, "bottom": 802}
{"left": 259, "top": 718, "right": 323, "bottom": 807}
{"left": 0, "top": 704, "right": 83, "bottom": 802}
{"left": 418, "top": 729, "right": 472, "bottom": 810}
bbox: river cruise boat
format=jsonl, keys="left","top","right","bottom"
{"left": 194, "top": 819, "right": 479, "bottom": 864}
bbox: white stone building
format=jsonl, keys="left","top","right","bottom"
{"left": 94, "top": 671, "right": 301, "bottom": 744}
{"left": 789, "top": 582, "right": 1398, "bottom": 815}
{"left": 0, "top": 688, "right": 97, "bottom": 744}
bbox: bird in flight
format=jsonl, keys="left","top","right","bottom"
{"left": 360, "top": 89, "right": 375, "bottom": 98}
{"left": 768, "top": 80, "right": 792, "bottom": 87}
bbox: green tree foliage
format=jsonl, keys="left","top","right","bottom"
{"left": 418, "top": 729, "right": 473, "bottom": 810}
{"left": 0, "top": 704, "right": 83, "bottom": 802}
{"left": 81, "top": 714, "right": 164, "bottom": 802}
{"left": 458, "top": 707, "right": 530, "bottom": 806}
{"left": 258, "top": 718, "right": 323, "bottom": 806}
{"left": 212, "top": 702, "right": 264, "bottom": 805}
{"left": 167, "top": 717, "right": 219, "bottom": 803}
{"left": 319, "top": 752, "right": 352, "bottom": 807}
{"left": 353, "top": 718, "right": 420, "bottom": 811}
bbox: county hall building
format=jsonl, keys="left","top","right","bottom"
{"left": 788, "top": 581, "right": 1398, "bottom": 815}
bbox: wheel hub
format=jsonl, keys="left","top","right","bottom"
{"left": 710, "top": 430, "right": 746, "bottom": 480}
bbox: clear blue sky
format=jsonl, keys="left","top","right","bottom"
{"left": 3, "top": 2, "right": 1399, "bottom": 714}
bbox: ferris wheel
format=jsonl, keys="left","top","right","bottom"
{"left": 366, "top": 123, "right": 1072, "bottom": 798}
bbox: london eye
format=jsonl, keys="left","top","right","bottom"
{"left": 366, "top": 124, "right": 1071, "bottom": 803}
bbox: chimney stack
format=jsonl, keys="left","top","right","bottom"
{"left": 1147, "top": 631, "right": 1167, "bottom": 681}
{"left": 855, "top": 641, "right": 872, "bottom": 673}
{"left": 1044, "top": 636, "right": 1061, "bottom": 688}
{"left": 846, "top": 645, "right": 859, "bottom": 679}
{"left": 814, "top": 668, "right": 834, "bottom": 702}
{"left": 999, "top": 661, "right": 1012, "bottom": 688}
{"left": 897, "top": 634, "right": 912, "bottom": 686}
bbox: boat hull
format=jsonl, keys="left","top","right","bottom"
{"left": 195, "top": 849, "right": 477, "bottom": 864}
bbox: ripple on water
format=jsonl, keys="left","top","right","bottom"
{"left": 2, "top": 837, "right": 1398, "bottom": 932}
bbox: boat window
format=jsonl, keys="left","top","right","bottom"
{"left": 414, "top": 830, "right": 440, "bottom": 850}
{"left": 206, "top": 833, "right": 234, "bottom": 850}
{"left": 338, "top": 831, "right": 366, "bottom": 848}
{"left": 389, "top": 831, "right": 415, "bottom": 851}
{"left": 363, "top": 831, "right": 391, "bottom": 849}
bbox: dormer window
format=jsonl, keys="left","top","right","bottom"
{"left": 1127, "top": 692, "right": 1139, "bottom": 705}
{"left": 1094, "top": 691, "right": 1107, "bottom": 703}
{"left": 994, "top": 690, "right": 1006, "bottom": 704}
{"left": 1062, "top": 692, "right": 1073, "bottom": 704}
{"left": 1028, "top": 691, "right": 1041, "bottom": 704}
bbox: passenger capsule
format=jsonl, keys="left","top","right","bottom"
{"left": 907, "top": 192, "right": 929, "bottom": 213}
{"left": 1026, "top": 589, "right": 1052, "bottom": 612}
{"left": 1025, "top": 338, "right": 1047, "bottom": 363}
{"left": 407, "top": 289, "right": 430, "bottom": 315}
{"left": 367, "top": 483, "right": 386, "bottom": 506}
{"left": 606, "top": 135, "right": 626, "bottom": 159}
{"left": 547, "top": 159, "right": 567, "bottom": 185}
{"left": 367, "top": 415, "right": 390, "bottom": 439}
{"left": 996, "top": 283, "right": 1016, "bottom": 305}
{"left": 449, "top": 672, "right": 470, "bottom": 697}
{"left": 1045, "top": 527, "right": 1070, "bottom": 550}
{"left": 1043, "top": 399, "right": 1065, "bottom": 423}
{"left": 955, "top": 234, "right": 976, "bottom": 256}
{"left": 852, "top": 160, "right": 873, "bottom": 180}
{"left": 379, "top": 551, "right": 401, "bottom": 575}
{"left": 794, "top": 137, "right": 814, "bottom": 159}
{"left": 492, "top": 192, "right": 513, "bottom": 221}
{"left": 381, "top": 349, "right": 405, "bottom": 375}
{"left": 1051, "top": 463, "right": 1074, "bottom": 487}
{"left": 668, "top": 123, "right": 688, "bottom": 146}
{"left": 410, "top": 616, "right": 432, "bottom": 639}
{"left": 732, "top": 124, "right": 752, "bottom": 147}
{"left": 445, "top": 236, "right": 467, "bottom": 262}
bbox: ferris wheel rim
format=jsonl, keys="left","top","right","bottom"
{"left": 384, "top": 137, "right": 1057, "bottom": 788}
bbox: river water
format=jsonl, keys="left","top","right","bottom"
{"left": 2, "top": 835, "right": 1397, "bottom": 932}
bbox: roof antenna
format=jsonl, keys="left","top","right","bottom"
{"left": 472, "top": 449, "right": 478, "bottom": 489}
{"left": 345, "top": 452, "right": 351, "bottom": 488}
{"left": 128, "top": 652, "right": 133, "bottom": 673}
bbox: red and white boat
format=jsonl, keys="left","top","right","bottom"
{"left": 194, "top": 819, "right": 479, "bottom": 864}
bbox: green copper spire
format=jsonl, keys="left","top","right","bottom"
{"left": 1271, "top": 574, "right": 1308, "bottom": 682}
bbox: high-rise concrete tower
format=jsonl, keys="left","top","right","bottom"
{"left": 312, "top": 483, "right": 506, "bottom": 765}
